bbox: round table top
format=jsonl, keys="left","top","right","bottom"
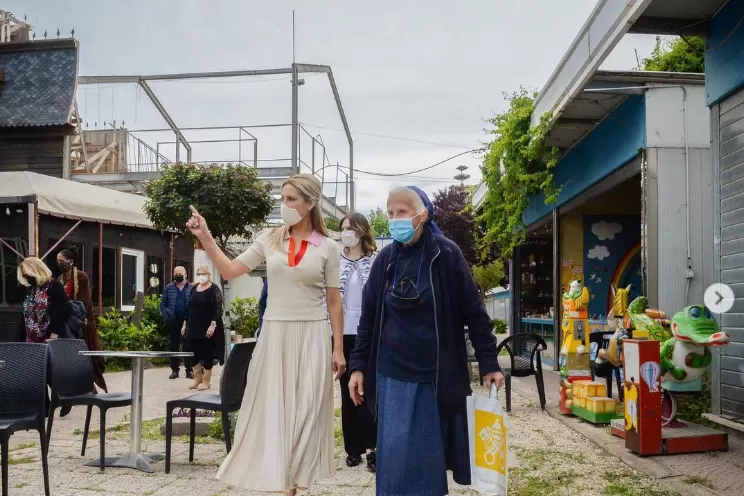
{"left": 80, "top": 351, "right": 193, "bottom": 358}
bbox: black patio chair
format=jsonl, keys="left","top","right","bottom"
{"left": 496, "top": 333, "right": 548, "bottom": 412}
{"left": 45, "top": 339, "right": 131, "bottom": 471}
{"left": 589, "top": 332, "right": 624, "bottom": 401}
{"left": 165, "top": 341, "right": 256, "bottom": 473}
{"left": 0, "top": 343, "right": 50, "bottom": 496}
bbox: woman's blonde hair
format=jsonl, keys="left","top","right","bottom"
{"left": 268, "top": 173, "right": 330, "bottom": 251}
{"left": 194, "top": 264, "right": 211, "bottom": 284}
{"left": 17, "top": 257, "right": 53, "bottom": 287}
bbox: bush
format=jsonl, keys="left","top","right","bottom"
{"left": 97, "top": 309, "right": 156, "bottom": 371}
{"left": 492, "top": 319, "right": 508, "bottom": 334}
{"left": 141, "top": 294, "right": 169, "bottom": 351}
{"left": 676, "top": 372, "right": 712, "bottom": 425}
{"left": 230, "top": 297, "right": 259, "bottom": 338}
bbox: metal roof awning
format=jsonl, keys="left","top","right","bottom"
{"left": 0, "top": 171, "right": 155, "bottom": 229}
{"left": 530, "top": 0, "right": 719, "bottom": 130}
{"left": 547, "top": 70, "right": 705, "bottom": 152}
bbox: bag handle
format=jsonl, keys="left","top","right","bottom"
{"left": 489, "top": 383, "right": 500, "bottom": 399}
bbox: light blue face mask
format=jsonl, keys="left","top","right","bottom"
{"left": 389, "top": 216, "right": 421, "bottom": 244}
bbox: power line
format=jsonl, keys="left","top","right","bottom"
{"left": 343, "top": 149, "right": 482, "bottom": 177}
{"left": 301, "top": 122, "right": 475, "bottom": 149}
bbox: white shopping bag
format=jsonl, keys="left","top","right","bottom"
{"left": 467, "top": 383, "right": 508, "bottom": 495}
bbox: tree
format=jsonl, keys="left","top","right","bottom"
{"left": 324, "top": 217, "right": 341, "bottom": 232}
{"left": 432, "top": 185, "right": 477, "bottom": 266}
{"left": 643, "top": 35, "right": 704, "bottom": 73}
{"left": 367, "top": 207, "right": 389, "bottom": 237}
{"left": 144, "top": 163, "right": 275, "bottom": 248}
{"left": 472, "top": 261, "right": 506, "bottom": 300}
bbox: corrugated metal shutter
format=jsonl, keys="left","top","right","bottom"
{"left": 718, "top": 86, "right": 744, "bottom": 420}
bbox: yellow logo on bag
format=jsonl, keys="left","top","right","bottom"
{"left": 474, "top": 408, "right": 507, "bottom": 474}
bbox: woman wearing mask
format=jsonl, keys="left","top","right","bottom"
{"left": 18, "top": 257, "right": 72, "bottom": 343}
{"left": 338, "top": 213, "right": 378, "bottom": 471}
{"left": 57, "top": 247, "right": 108, "bottom": 393}
{"left": 182, "top": 265, "right": 223, "bottom": 390}
{"left": 349, "top": 186, "right": 504, "bottom": 496}
{"left": 186, "top": 173, "right": 344, "bottom": 496}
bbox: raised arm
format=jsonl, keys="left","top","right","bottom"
{"left": 186, "top": 206, "right": 253, "bottom": 280}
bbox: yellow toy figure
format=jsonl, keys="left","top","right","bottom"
{"left": 559, "top": 280, "right": 592, "bottom": 414}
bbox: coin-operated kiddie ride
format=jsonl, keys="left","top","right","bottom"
{"left": 559, "top": 281, "right": 598, "bottom": 416}
{"left": 612, "top": 305, "right": 730, "bottom": 455}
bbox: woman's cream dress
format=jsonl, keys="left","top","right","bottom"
{"left": 216, "top": 229, "right": 340, "bottom": 493}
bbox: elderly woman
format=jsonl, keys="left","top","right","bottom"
{"left": 348, "top": 186, "right": 504, "bottom": 496}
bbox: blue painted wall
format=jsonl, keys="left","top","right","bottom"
{"left": 582, "top": 215, "right": 642, "bottom": 319}
{"left": 523, "top": 95, "right": 646, "bottom": 226}
{"left": 707, "top": 0, "right": 744, "bottom": 105}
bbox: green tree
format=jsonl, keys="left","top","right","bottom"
{"left": 472, "top": 261, "right": 506, "bottom": 300}
{"left": 643, "top": 36, "right": 704, "bottom": 73}
{"left": 478, "top": 89, "right": 559, "bottom": 262}
{"left": 143, "top": 163, "right": 274, "bottom": 248}
{"left": 367, "top": 207, "right": 390, "bottom": 237}
{"left": 324, "top": 217, "right": 341, "bottom": 232}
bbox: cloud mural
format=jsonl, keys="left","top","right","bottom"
{"left": 587, "top": 245, "right": 610, "bottom": 261}
{"left": 591, "top": 220, "right": 623, "bottom": 240}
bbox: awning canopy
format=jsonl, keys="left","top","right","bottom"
{"left": 0, "top": 171, "right": 155, "bottom": 229}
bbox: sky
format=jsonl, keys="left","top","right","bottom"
{"left": 14, "top": 0, "right": 658, "bottom": 214}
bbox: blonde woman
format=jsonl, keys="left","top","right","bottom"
{"left": 18, "top": 257, "right": 72, "bottom": 343}
{"left": 181, "top": 265, "right": 223, "bottom": 391}
{"left": 186, "top": 173, "right": 344, "bottom": 495}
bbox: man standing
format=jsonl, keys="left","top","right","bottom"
{"left": 160, "top": 266, "right": 193, "bottom": 379}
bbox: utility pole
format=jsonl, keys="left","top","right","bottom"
{"left": 291, "top": 62, "right": 299, "bottom": 174}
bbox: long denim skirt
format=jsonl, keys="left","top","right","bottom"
{"left": 376, "top": 374, "right": 471, "bottom": 496}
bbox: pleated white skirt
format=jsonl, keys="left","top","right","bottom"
{"left": 216, "top": 319, "right": 335, "bottom": 493}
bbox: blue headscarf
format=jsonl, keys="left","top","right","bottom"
{"left": 408, "top": 185, "right": 443, "bottom": 235}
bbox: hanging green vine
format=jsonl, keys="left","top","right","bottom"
{"left": 477, "top": 88, "right": 560, "bottom": 261}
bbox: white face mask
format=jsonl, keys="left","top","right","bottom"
{"left": 281, "top": 203, "right": 304, "bottom": 227}
{"left": 197, "top": 275, "right": 208, "bottom": 284}
{"left": 341, "top": 231, "right": 360, "bottom": 248}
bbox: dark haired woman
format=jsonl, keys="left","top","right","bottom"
{"left": 338, "top": 212, "right": 378, "bottom": 471}
{"left": 57, "top": 247, "right": 108, "bottom": 394}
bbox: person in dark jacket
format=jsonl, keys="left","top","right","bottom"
{"left": 182, "top": 265, "right": 224, "bottom": 390}
{"left": 257, "top": 277, "right": 268, "bottom": 332}
{"left": 160, "top": 266, "right": 193, "bottom": 379}
{"left": 348, "top": 186, "right": 504, "bottom": 496}
{"left": 19, "top": 257, "right": 72, "bottom": 343}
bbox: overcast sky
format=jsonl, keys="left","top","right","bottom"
{"left": 16, "top": 0, "right": 657, "bottom": 214}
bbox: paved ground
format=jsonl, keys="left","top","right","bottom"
{"left": 4, "top": 360, "right": 743, "bottom": 495}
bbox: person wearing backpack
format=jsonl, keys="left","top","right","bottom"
{"left": 57, "top": 247, "right": 108, "bottom": 396}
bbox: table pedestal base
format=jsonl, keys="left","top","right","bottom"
{"left": 86, "top": 452, "right": 165, "bottom": 473}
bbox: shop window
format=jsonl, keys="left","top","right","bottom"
{"left": 91, "top": 246, "right": 117, "bottom": 308}
{"left": 147, "top": 255, "right": 165, "bottom": 296}
{"left": 121, "top": 248, "right": 145, "bottom": 311}
{"left": 0, "top": 243, "right": 25, "bottom": 305}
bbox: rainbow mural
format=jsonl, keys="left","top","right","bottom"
{"left": 607, "top": 240, "right": 642, "bottom": 310}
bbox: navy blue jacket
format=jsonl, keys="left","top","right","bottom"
{"left": 349, "top": 228, "right": 500, "bottom": 416}
{"left": 160, "top": 281, "right": 193, "bottom": 323}
{"left": 258, "top": 277, "right": 268, "bottom": 330}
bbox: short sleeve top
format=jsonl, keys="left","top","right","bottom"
{"left": 237, "top": 229, "right": 340, "bottom": 321}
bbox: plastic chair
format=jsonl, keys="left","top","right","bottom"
{"left": 0, "top": 343, "right": 50, "bottom": 496}
{"left": 164, "top": 341, "right": 256, "bottom": 473}
{"left": 496, "top": 333, "right": 548, "bottom": 412}
{"left": 45, "top": 339, "right": 131, "bottom": 471}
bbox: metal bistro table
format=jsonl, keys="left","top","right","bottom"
{"left": 80, "top": 350, "right": 193, "bottom": 473}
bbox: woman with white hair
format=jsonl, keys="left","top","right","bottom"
{"left": 18, "top": 256, "right": 72, "bottom": 343}
{"left": 348, "top": 186, "right": 504, "bottom": 496}
{"left": 185, "top": 173, "right": 345, "bottom": 496}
